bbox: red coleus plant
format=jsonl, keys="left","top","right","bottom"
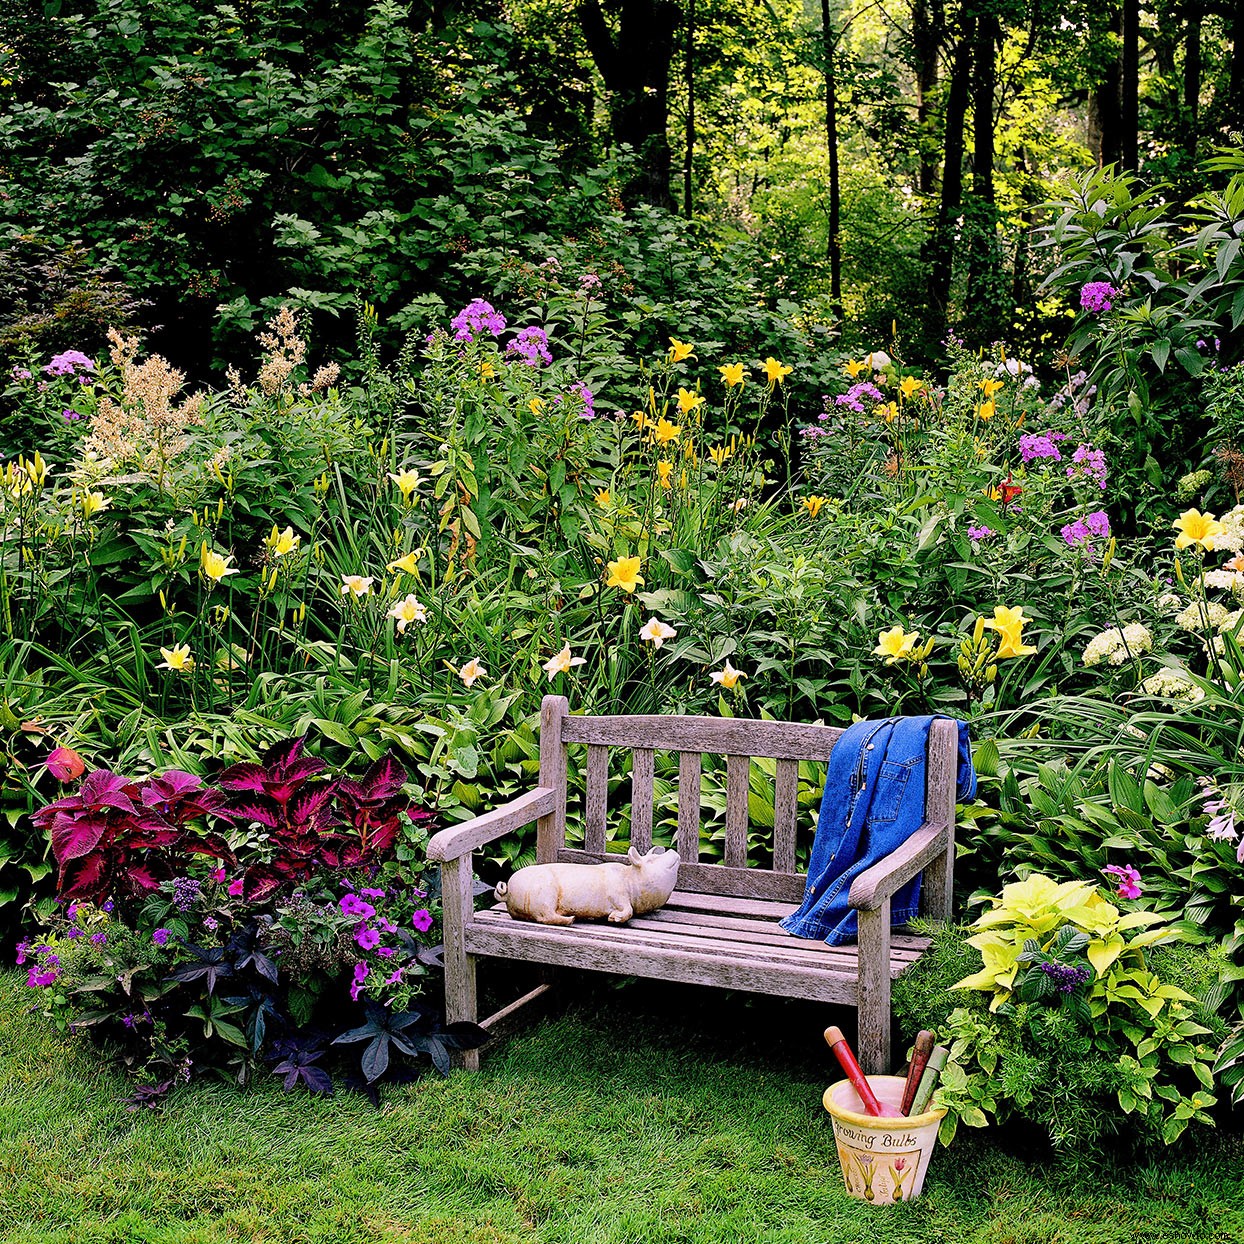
{"left": 36, "top": 769, "right": 233, "bottom": 902}
{"left": 213, "top": 738, "right": 426, "bottom": 901}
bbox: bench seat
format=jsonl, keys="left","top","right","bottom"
{"left": 469, "top": 892, "right": 931, "bottom": 1006}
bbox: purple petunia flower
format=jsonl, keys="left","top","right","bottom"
{"left": 411, "top": 909, "right": 434, "bottom": 933}
{"left": 1079, "top": 282, "right": 1118, "bottom": 314}
{"left": 339, "top": 894, "right": 376, "bottom": 919}
{"left": 450, "top": 299, "right": 507, "bottom": 343}
{"left": 378, "top": 917, "right": 398, "bottom": 934}
{"left": 102, "top": 901, "right": 114, "bottom": 913}
{"left": 506, "top": 326, "right": 553, "bottom": 367}
{"left": 15, "top": 940, "right": 29, "bottom": 965}
{"left": 1104, "top": 863, "right": 1142, "bottom": 900}
{"left": 358, "top": 888, "right": 385, "bottom": 899}
{"left": 385, "top": 969, "right": 403, "bottom": 986}
{"left": 43, "top": 350, "right": 95, "bottom": 377}
{"left": 152, "top": 928, "right": 171, "bottom": 947}
{"left": 377, "top": 946, "right": 396, "bottom": 958}
{"left": 354, "top": 926, "right": 381, "bottom": 951}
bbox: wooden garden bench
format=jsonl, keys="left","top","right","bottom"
{"left": 426, "top": 696, "right": 959, "bottom": 1073}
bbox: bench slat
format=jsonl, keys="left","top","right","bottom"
{"left": 724, "top": 753, "right": 750, "bottom": 868}
{"left": 630, "top": 748, "right": 654, "bottom": 853}
{"left": 677, "top": 751, "right": 702, "bottom": 862}
{"left": 465, "top": 918, "right": 861, "bottom": 1005}
{"left": 558, "top": 849, "right": 807, "bottom": 903}
{"left": 773, "top": 758, "right": 799, "bottom": 874}
{"left": 561, "top": 714, "right": 844, "bottom": 760}
{"left": 584, "top": 745, "right": 609, "bottom": 855}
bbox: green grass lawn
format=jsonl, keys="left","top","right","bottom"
{"left": 2, "top": 970, "right": 1243, "bottom": 1244}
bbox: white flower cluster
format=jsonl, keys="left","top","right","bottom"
{"left": 1203, "top": 568, "right": 1244, "bottom": 593}
{"left": 1156, "top": 592, "right": 1182, "bottom": 613}
{"left": 1213, "top": 505, "right": 1244, "bottom": 554}
{"left": 1176, "top": 600, "right": 1230, "bottom": 631}
{"left": 1140, "top": 667, "right": 1205, "bottom": 703}
{"left": 1082, "top": 623, "right": 1153, "bottom": 667}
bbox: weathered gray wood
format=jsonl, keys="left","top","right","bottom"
{"left": 847, "top": 822, "right": 950, "bottom": 912}
{"left": 857, "top": 899, "right": 892, "bottom": 1074}
{"left": 676, "top": 751, "right": 702, "bottom": 861}
{"left": 441, "top": 853, "right": 479, "bottom": 1071}
{"left": 630, "top": 747, "right": 654, "bottom": 853}
{"left": 584, "top": 745, "right": 609, "bottom": 855}
{"left": 561, "top": 714, "right": 843, "bottom": 760}
{"left": 921, "top": 717, "right": 958, "bottom": 921}
{"left": 773, "top": 758, "right": 799, "bottom": 874}
{"left": 724, "top": 753, "right": 750, "bottom": 868}
{"left": 558, "top": 849, "right": 807, "bottom": 903}
{"left": 427, "top": 788, "right": 558, "bottom": 862}
{"left": 537, "top": 695, "right": 569, "bottom": 863}
{"left": 480, "top": 983, "right": 554, "bottom": 1038}
{"left": 664, "top": 891, "right": 799, "bottom": 920}
{"left": 465, "top": 919, "right": 860, "bottom": 1005}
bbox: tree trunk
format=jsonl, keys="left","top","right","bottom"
{"left": 683, "top": 0, "right": 695, "bottom": 216}
{"left": 913, "top": 0, "right": 942, "bottom": 195}
{"left": 1120, "top": 0, "right": 1140, "bottom": 170}
{"left": 964, "top": 9, "right": 1002, "bottom": 333}
{"left": 1184, "top": 4, "right": 1202, "bottom": 161}
{"left": 823, "top": 0, "right": 841, "bottom": 310}
{"left": 578, "top": 0, "right": 678, "bottom": 208}
{"left": 1230, "top": 1, "right": 1244, "bottom": 134}
{"left": 927, "top": 12, "right": 974, "bottom": 328}
{"left": 1088, "top": 6, "right": 1123, "bottom": 167}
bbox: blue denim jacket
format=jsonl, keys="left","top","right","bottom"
{"left": 778, "top": 716, "right": 976, "bottom": 945}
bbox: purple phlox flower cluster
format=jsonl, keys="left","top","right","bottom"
{"left": 1038, "top": 961, "right": 1091, "bottom": 994}
{"left": 412, "top": 908, "right": 434, "bottom": 933}
{"left": 967, "top": 524, "right": 994, "bottom": 542}
{"left": 340, "top": 893, "right": 376, "bottom": 919}
{"left": 44, "top": 350, "right": 95, "bottom": 377}
{"left": 450, "top": 299, "right": 507, "bottom": 343}
{"left": 571, "top": 382, "right": 595, "bottom": 420}
{"left": 1019, "top": 432, "right": 1063, "bottom": 463}
{"left": 800, "top": 423, "right": 830, "bottom": 440}
{"left": 350, "top": 961, "right": 370, "bottom": 1002}
{"left": 1103, "top": 863, "right": 1142, "bottom": 900}
{"left": 10, "top": 366, "right": 32, "bottom": 382}
{"left": 1061, "top": 510, "right": 1110, "bottom": 550}
{"left": 507, "top": 326, "right": 552, "bottom": 367}
{"left": 62, "top": 409, "right": 81, "bottom": 422}
{"left": 1067, "top": 443, "right": 1107, "bottom": 490}
{"left": 1079, "top": 281, "right": 1119, "bottom": 314}
{"left": 540, "top": 256, "right": 561, "bottom": 272}
{"left": 835, "top": 381, "right": 884, "bottom": 415}
{"left": 579, "top": 273, "right": 602, "bottom": 293}
{"left": 152, "top": 928, "right": 172, "bottom": 947}
{"left": 172, "top": 877, "right": 202, "bottom": 912}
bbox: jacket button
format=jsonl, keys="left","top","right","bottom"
{"left": 866, "top": 743, "right": 875, "bottom": 750}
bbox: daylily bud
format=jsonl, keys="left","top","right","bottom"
{"left": 973, "top": 615, "right": 986, "bottom": 646}
{"left": 986, "top": 664, "right": 998, "bottom": 683}
{"left": 1174, "top": 558, "right": 1186, "bottom": 588}
{"left": 1102, "top": 537, "right": 1116, "bottom": 570}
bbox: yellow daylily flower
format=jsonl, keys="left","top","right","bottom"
{"left": 388, "top": 468, "right": 422, "bottom": 500}
{"left": 339, "top": 575, "right": 374, "bottom": 598}
{"left": 977, "top": 400, "right": 996, "bottom": 421}
{"left": 631, "top": 410, "right": 650, "bottom": 432}
{"left": 653, "top": 416, "right": 682, "bottom": 444}
{"left": 639, "top": 617, "right": 677, "bottom": 648}
{"left": 982, "top": 605, "right": 1037, "bottom": 659}
{"left": 78, "top": 490, "right": 108, "bottom": 520}
{"left": 762, "top": 357, "right": 793, "bottom": 386}
{"left": 656, "top": 460, "right": 674, "bottom": 489}
{"left": 668, "top": 338, "right": 696, "bottom": 364}
{"left": 874, "top": 625, "right": 920, "bottom": 664}
{"left": 719, "top": 362, "right": 745, "bottom": 387}
{"left": 710, "top": 661, "right": 745, "bottom": 689}
{"left": 386, "top": 550, "right": 422, "bottom": 576}
{"left": 843, "top": 359, "right": 867, "bottom": 378}
{"left": 594, "top": 488, "right": 612, "bottom": 510}
{"left": 200, "top": 545, "right": 239, "bottom": 583}
{"left": 456, "top": 657, "right": 487, "bottom": 688}
{"left": 898, "top": 375, "right": 923, "bottom": 400}
{"left": 978, "top": 377, "right": 1004, "bottom": 398}
{"left": 157, "top": 643, "right": 194, "bottom": 672}
{"left": 876, "top": 401, "right": 899, "bottom": 423}
{"left": 543, "top": 643, "right": 587, "bottom": 680}
{"left": 675, "top": 389, "right": 704, "bottom": 416}
{"left": 801, "top": 495, "right": 829, "bottom": 518}
{"left": 708, "top": 443, "right": 734, "bottom": 466}
{"left": 529, "top": 398, "right": 545, "bottom": 416}
{"left": 388, "top": 594, "right": 428, "bottom": 633}
{"left": 1173, "top": 508, "right": 1225, "bottom": 551}
{"left": 267, "top": 525, "right": 300, "bottom": 557}
{"left": 606, "top": 556, "right": 644, "bottom": 593}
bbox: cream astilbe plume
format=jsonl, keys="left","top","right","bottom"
{"left": 256, "top": 306, "right": 307, "bottom": 396}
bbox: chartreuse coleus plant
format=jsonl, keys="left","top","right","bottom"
{"left": 932, "top": 875, "right": 1217, "bottom": 1149}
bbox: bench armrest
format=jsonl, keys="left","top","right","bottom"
{"left": 848, "top": 821, "right": 949, "bottom": 912}
{"left": 426, "top": 787, "right": 558, "bottom": 863}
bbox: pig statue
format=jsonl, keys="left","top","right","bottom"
{"left": 495, "top": 845, "right": 680, "bottom": 926}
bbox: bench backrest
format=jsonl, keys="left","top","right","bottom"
{"left": 535, "top": 695, "right": 958, "bottom": 905}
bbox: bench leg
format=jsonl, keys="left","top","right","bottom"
{"left": 856, "top": 901, "right": 892, "bottom": 1075}
{"left": 442, "top": 855, "right": 480, "bottom": 1071}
